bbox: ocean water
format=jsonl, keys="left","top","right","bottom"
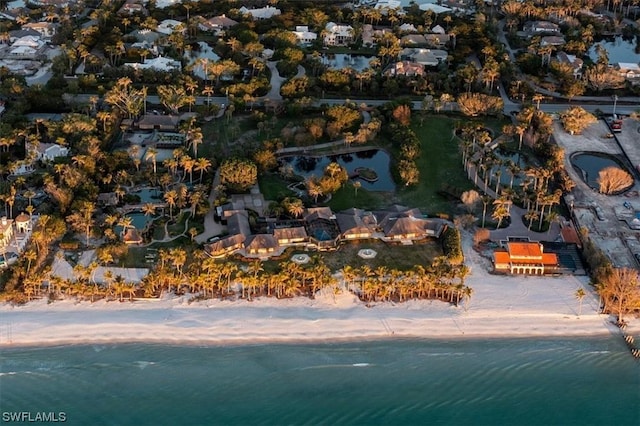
{"left": 1, "top": 338, "right": 639, "bottom": 426}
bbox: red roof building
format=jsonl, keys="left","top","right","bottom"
{"left": 493, "top": 242, "right": 558, "bottom": 275}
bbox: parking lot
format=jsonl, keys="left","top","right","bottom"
{"left": 553, "top": 117, "right": 640, "bottom": 269}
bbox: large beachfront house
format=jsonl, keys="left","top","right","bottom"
{"left": 205, "top": 205, "right": 448, "bottom": 260}
{"left": 493, "top": 241, "right": 558, "bottom": 275}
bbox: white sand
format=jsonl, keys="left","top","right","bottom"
{"left": 0, "top": 236, "right": 623, "bottom": 347}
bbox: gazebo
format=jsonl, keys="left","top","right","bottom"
{"left": 15, "top": 212, "right": 30, "bottom": 233}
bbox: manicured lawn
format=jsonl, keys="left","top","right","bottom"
{"left": 482, "top": 116, "right": 511, "bottom": 136}
{"left": 254, "top": 239, "right": 443, "bottom": 273}
{"left": 305, "top": 239, "right": 443, "bottom": 272}
{"left": 394, "top": 115, "right": 473, "bottom": 215}
{"left": 327, "top": 185, "right": 386, "bottom": 211}
{"left": 259, "top": 173, "right": 296, "bottom": 202}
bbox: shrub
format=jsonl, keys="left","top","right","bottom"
{"left": 441, "top": 227, "right": 463, "bottom": 264}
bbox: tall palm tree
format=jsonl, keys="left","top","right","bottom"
{"left": 145, "top": 148, "right": 158, "bottom": 180}
{"left": 575, "top": 288, "right": 586, "bottom": 316}
{"left": 164, "top": 190, "right": 178, "bottom": 218}
{"left": 194, "top": 158, "right": 211, "bottom": 182}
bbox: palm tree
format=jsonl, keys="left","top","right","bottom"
{"left": 524, "top": 210, "right": 539, "bottom": 230}
{"left": 492, "top": 198, "right": 510, "bottom": 229}
{"left": 575, "top": 288, "right": 586, "bottom": 316}
{"left": 353, "top": 180, "right": 361, "bottom": 197}
{"left": 194, "top": 158, "right": 211, "bottom": 182}
{"left": 164, "top": 190, "right": 178, "bottom": 218}
{"left": 145, "top": 148, "right": 158, "bottom": 181}
{"left": 118, "top": 215, "right": 133, "bottom": 238}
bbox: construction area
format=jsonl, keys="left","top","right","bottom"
{"left": 554, "top": 116, "right": 640, "bottom": 270}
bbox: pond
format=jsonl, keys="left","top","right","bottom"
{"left": 322, "top": 54, "right": 375, "bottom": 72}
{"left": 130, "top": 187, "right": 163, "bottom": 203}
{"left": 186, "top": 42, "right": 221, "bottom": 80}
{"left": 115, "top": 212, "right": 157, "bottom": 236}
{"left": 589, "top": 36, "right": 640, "bottom": 64}
{"left": 570, "top": 152, "right": 634, "bottom": 192}
{"left": 494, "top": 149, "right": 529, "bottom": 188}
{"left": 281, "top": 149, "right": 395, "bottom": 192}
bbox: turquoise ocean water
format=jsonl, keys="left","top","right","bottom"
{"left": 1, "top": 337, "right": 639, "bottom": 426}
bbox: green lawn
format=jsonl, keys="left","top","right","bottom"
{"left": 259, "top": 173, "right": 296, "bottom": 202}
{"left": 256, "top": 239, "right": 443, "bottom": 273}
{"left": 305, "top": 239, "right": 443, "bottom": 271}
{"left": 393, "top": 115, "right": 473, "bottom": 215}
{"left": 327, "top": 185, "right": 386, "bottom": 211}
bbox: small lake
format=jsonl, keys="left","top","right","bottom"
{"left": 281, "top": 149, "right": 395, "bottom": 192}
{"left": 322, "top": 54, "right": 375, "bottom": 72}
{"left": 131, "top": 187, "right": 163, "bottom": 203}
{"left": 570, "top": 152, "right": 634, "bottom": 191}
{"left": 589, "top": 36, "right": 640, "bottom": 64}
{"left": 186, "top": 42, "right": 221, "bottom": 80}
{"left": 495, "top": 149, "right": 528, "bottom": 188}
{"left": 115, "top": 212, "right": 157, "bottom": 236}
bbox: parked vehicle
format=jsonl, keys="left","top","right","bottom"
{"left": 611, "top": 120, "right": 623, "bottom": 133}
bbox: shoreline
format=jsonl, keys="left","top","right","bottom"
{"left": 2, "top": 237, "right": 633, "bottom": 349}
{"left": 0, "top": 287, "right": 621, "bottom": 349}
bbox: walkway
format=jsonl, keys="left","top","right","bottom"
{"left": 195, "top": 168, "right": 224, "bottom": 244}
{"left": 466, "top": 158, "right": 561, "bottom": 242}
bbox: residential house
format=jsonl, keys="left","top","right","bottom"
{"left": 361, "top": 24, "right": 392, "bottom": 47}
{"left": 9, "top": 36, "right": 45, "bottom": 59}
{"left": 205, "top": 210, "right": 251, "bottom": 258}
{"left": 14, "top": 213, "right": 30, "bottom": 234}
{"left": 335, "top": 208, "right": 377, "bottom": 240}
{"left": 398, "top": 23, "right": 417, "bottom": 33}
{"left": 11, "top": 160, "right": 35, "bottom": 176}
{"left": 239, "top": 6, "right": 281, "bottom": 19}
{"left": 615, "top": 63, "right": 640, "bottom": 81}
{"left": 0, "top": 8, "right": 23, "bottom": 21}
{"left": 0, "top": 217, "right": 13, "bottom": 248}
{"left": 555, "top": 51, "right": 583, "bottom": 78}
{"left": 323, "top": 22, "right": 354, "bottom": 46}
{"left": 273, "top": 227, "right": 308, "bottom": 245}
{"left": 401, "top": 34, "right": 428, "bottom": 46}
{"left": 21, "top": 22, "right": 56, "bottom": 39}
{"left": 136, "top": 114, "right": 180, "bottom": 131}
{"left": 291, "top": 26, "right": 317, "bottom": 45}
{"left": 35, "top": 143, "right": 68, "bottom": 162}
{"left": 118, "top": 1, "right": 147, "bottom": 15}
{"left": 402, "top": 48, "right": 448, "bottom": 67}
{"left": 197, "top": 14, "right": 238, "bottom": 34}
{"left": 27, "top": 0, "right": 71, "bottom": 8}
{"left": 374, "top": 0, "right": 402, "bottom": 11}
{"left": 205, "top": 205, "right": 447, "bottom": 259}
{"left": 156, "top": 19, "right": 185, "bottom": 35}
{"left": 123, "top": 228, "right": 143, "bottom": 244}
{"left": 424, "top": 33, "right": 451, "bottom": 48}
{"left": 523, "top": 21, "right": 560, "bottom": 34}
{"left": 419, "top": 3, "right": 453, "bottom": 14}
{"left": 125, "top": 56, "right": 181, "bottom": 72}
{"left": 384, "top": 61, "right": 425, "bottom": 77}
{"left": 540, "top": 36, "right": 565, "bottom": 47}
{"left": 245, "top": 234, "right": 278, "bottom": 256}
{"left": 8, "top": 29, "right": 41, "bottom": 43}
{"left": 376, "top": 207, "right": 436, "bottom": 240}
{"left": 493, "top": 241, "right": 558, "bottom": 274}
{"left": 431, "top": 25, "right": 446, "bottom": 34}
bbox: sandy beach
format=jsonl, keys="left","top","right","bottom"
{"left": 1, "top": 237, "right": 632, "bottom": 348}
